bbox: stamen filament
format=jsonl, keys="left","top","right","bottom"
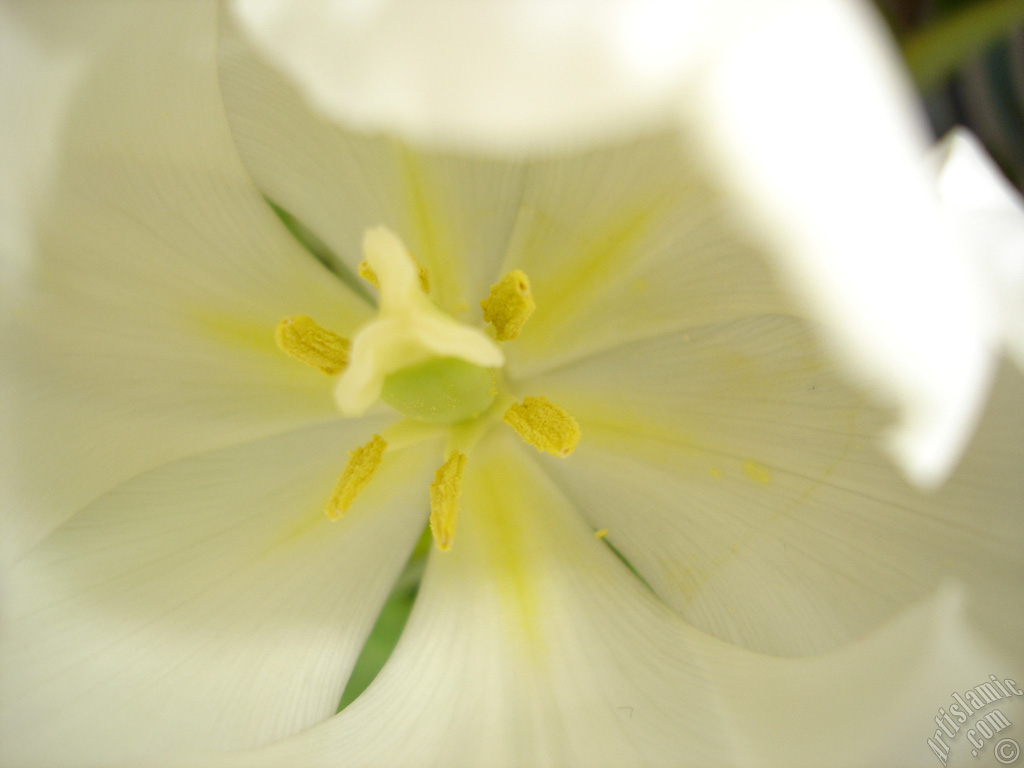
{"left": 275, "top": 315, "right": 350, "bottom": 375}
{"left": 429, "top": 451, "right": 466, "bottom": 551}
{"left": 481, "top": 270, "right": 535, "bottom": 341}
{"left": 503, "top": 396, "right": 581, "bottom": 457}
{"left": 325, "top": 434, "right": 387, "bottom": 520}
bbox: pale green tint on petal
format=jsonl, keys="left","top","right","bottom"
{"left": 690, "top": 0, "right": 996, "bottom": 487}
{"left": 208, "top": 431, "right": 1016, "bottom": 768}
{"left": 0, "top": 1, "right": 372, "bottom": 565}
{"left": 217, "top": 13, "right": 527, "bottom": 319}
{"left": 0, "top": 420, "right": 438, "bottom": 767}
{"left": 531, "top": 316, "right": 1024, "bottom": 657}
{"left": 936, "top": 128, "right": 1024, "bottom": 373}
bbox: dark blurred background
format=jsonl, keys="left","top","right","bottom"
{"left": 875, "top": 0, "right": 1024, "bottom": 189}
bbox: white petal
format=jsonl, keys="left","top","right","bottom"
{"left": 209, "top": 431, "right": 1018, "bottom": 768}
{"left": 936, "top": 128, "right": 1024, "bottom": 372}
{"left": 228, "top": 0, "right": 722, "bottom": 152}
{"left": 689, "top": 0, "right": 997, "bottom": 487}
{"left": 0, "top": 1, "right": 372, "bottom": 564}
{"left": 530, "top": 316, "right": 1024, "bottom": 656}
{"left": 719, "top": 584, "right": 1023, "bottom": 768}
{"left": 0, "top": 419, "right": 438, "bottom": 767}
{"left": 497, "top": 133, "right": 792, "bottom": 379}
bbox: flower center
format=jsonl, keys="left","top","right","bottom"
{"left": 334, "top": 226, "right": 505, "bottom": 418}
{"left": 274, "top": 225, "right": 580, "bottom": 551}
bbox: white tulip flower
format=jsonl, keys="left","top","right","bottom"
{"left": 1, "top": 2, "right": 1021, "bottom": 767}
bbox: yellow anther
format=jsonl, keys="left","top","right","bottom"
{"left": 594, "top": 528, "right": 608, "bottom": 539}
{"left": 429, "top": 451, "right": 466, "bottom": 551}
{"left": 359, "top": 258, "right": 430, "bottom": 293}
{"left": 325, "top": 434, "right": 387, "bottom": 520}
{"left": 275, "top": 315, "right": 350, "bottom": 375}
{"left": 503, "top": 396, "right": 580, "bottom": 457}
{"left": 481, "top": 270, "right": 535, "bottom": 341}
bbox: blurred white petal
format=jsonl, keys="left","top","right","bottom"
{"left": 690, "top": 0, "right": 997, "bottom": 488}
{"left": 228, "top": 0, "right": 721, "bottom": 152}
{"left": 936, "top": 128, "right": 1024, "bottom": 372}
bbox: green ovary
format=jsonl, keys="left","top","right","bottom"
{"left": 381, "top": 357, "right": 497, "bottom": 424}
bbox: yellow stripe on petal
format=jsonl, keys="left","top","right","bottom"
{"left": 325, "top": 434, "right": 387, "bottom": 519}
{"left": 429, "top": 451, "right": 466, "bottom": 551}
{"left": 481, "top": 270, "right": 535, "bottom": 341}
{"left": 503, "top": 396, "right": 580, "bottom": 457}
{"left": 275, "top": 315, "right": 350, "bottom": 375}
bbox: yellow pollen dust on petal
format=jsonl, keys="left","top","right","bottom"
{"left": 503, "top": 396, "right": 581, "bottom": 457}
{"left": 481, "top": 270, "right": 535, "bottom": 341}
{"left": 358, "top": 258, "right": 430, "bottom": 293}
{"left": 325, "top": 434, "right": 387, "bottom": 520}
{"left": 275, "top": 315, "right": 350, "bottom": 375}
{"left": 742, "top": 460, "right": 772, "bottom": 484}
{"left": 429, "top": 451, "right": 466, "bottom": 552}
